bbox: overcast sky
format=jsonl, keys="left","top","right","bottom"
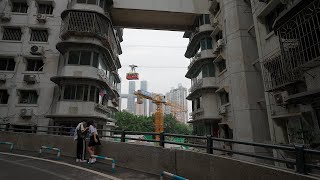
{"left": 119, "top": 29, "right": 191, "bottom": 110}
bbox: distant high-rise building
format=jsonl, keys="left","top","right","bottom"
{"left": 127, "top": 81, "right": 136, "bottom": 114}
{"left": 140, "top": 81, "right": 148, "bottom": 116}
{"left": 135, "top": 102, "right": 145, "bottom": 116}
{"left": 165, "top": 84, "right": 188, "bottom": 123}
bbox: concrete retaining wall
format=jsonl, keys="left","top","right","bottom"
{"left": 0, "top": 132, "right": 316, "bottom": 180}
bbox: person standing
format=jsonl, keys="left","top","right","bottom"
{"left": 87, "top": 120, "right": 101, "bottom": 164}
{"left": 74, "top": 121, "right": 88, "bottom": 162}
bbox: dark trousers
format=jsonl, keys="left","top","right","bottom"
{"left": 76, "top": 138, "right": 86, "bottom": 160}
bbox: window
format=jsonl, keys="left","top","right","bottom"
{"left": 196, "top": 97, "right": 201, "bottom": 109}
{"left": 67, "top": 51, "right": 100, "bottom": 67}
{"left": 38, "top": 3, "right": 54, "bottom": 15}
{"left": 202, "top": 63, "right": 215, "bottom": 77}
{"left": 200, "top": 38, "right": 213, "bottom": 51}
{"left": 63, "top": 84, "right": 99, "bottom": 103}
{"left": 2, "top": 27, "right": 22, "bottom": 41}
{"left": 217, "top": 60, "right": 226, "bottom": 73}
{"left": 199, "top": 14, "right": 210, "bottom": 25}
{"left": 26, "top": 59, "right": 44, "bottom": 71}
{"left": 19, "top": 90, "right": 38, "bottom": 104}
{"left": 220, "top": 91, "right": 229, "bottom": 105}
{"left": 12, "top": 2, "right": 28, "bottom": 13}
{"left": 30, "top": 29, "right": 48, "bottom": 42}
{"left": 0, "top": 90, "right": 9, "bottom": 104}
{"left": 0, "top": 57, "right": 15, "bottom": 71}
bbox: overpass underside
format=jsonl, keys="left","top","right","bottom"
{"left": 111, "top": 0, "right": 209, "bottom": 31}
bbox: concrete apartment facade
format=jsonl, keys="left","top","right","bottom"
{"left": 0, "top": 0, "right": 122, "bottom": 133}
{"left": 185, "top": 0, "right": 270, "bottom": 152}
{"left": 251, "top": 0, "right": 320, "bottom": 155}
{"left": 165, "top": 84, "right": 188, "bottom": 124}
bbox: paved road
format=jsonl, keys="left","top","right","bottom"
{"left": 0, "top": 151, "right": 159, "bottom": 180}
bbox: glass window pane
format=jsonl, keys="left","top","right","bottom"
{"left": 7, "top": 59, "right": 15, "bottom": 71}
{"left": 99, "top": 0, "right": 105, "bottom": 8}
{"left": 64, "top": 85, "right": 76, "bottom": 100}
{"left": 202, "top": 64, "right": 209, "bottom": 77}
{"left": 208, "top": 63, "right": 215, "bottom": 77}
{"left": 68, "top": 51, "right": 80, "bottom": 65}
{"left": 0, "top": 59, "right": 7, "bottom": 70}
{"left": 77, "top": 0, "right": 86, "bottom": 3}
{"left": 206, "top": 38, "right": 213, "bottom": 49}
{"left": 87, "top": 0, "right": 97, "bottom": 4}
{"left": 80, "top": 51, "right": 91, "bottom": 65}
{"left": 89, "top": 86, "right": 95, "bottom": 102}
{"left": 76, "top": 85, "right": 83, "bottom": 100}
{"left": 92, "top": 52, "right": 99, "bottom": 68}
{"left": 83, "top": 85, "right": 89, "bottom": 101}
{"left": 95, "top": 87, "right": 100, "bottom": 103}
{"left": 26, "top": 59, "right": 36, "bottom": 71}
{"left": 199, "top": 15, "right": 204, "bottom": 25}
{"left": 205, "top": 14, "right": 210, "bottom": 24}
{"left": 200, "top": 39, "right": 206, "bottom": 51}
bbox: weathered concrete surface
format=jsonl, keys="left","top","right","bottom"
{"left": 0, "top": 132, "right": 317, "bottom": 180}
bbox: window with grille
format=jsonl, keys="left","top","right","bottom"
{"left": 0, "top": 57, "right": 16, "bottom": 71}
{"left": 38, "top": 3, "right": 54, "bottom": 14}
{"left": 12, "top": 2, "right": 28, "bottom": 13}
{"left": 26, "top": 59, "right": 44, "bottom": 71}
{"left": 2, "top": 27, "right": 22, "bottom": 41}
{"left": 0, "top": 90, "right": 9, "bottom": 104}
{"left": 63, "top": 84, "right": 100, "bottom": 103}
{"left": 30, "top": 29, "right": 48, "bottom": 42}
{"left": 76, "top": 0, "right": 105, "bottom": 7}
{"left": 19, "top": 90, "right": 38, "bottom": 104}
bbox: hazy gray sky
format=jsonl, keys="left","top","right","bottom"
{"left": 119, "top": 29, "right": 191, "bottom": 95}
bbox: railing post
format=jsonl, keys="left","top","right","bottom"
{"left": 120, "top": 130, "right": 126, "bottom": 142}
{"left": 159, "top": 132, "right": 165, "bottom": 148}
{"left": 295, "top": 144, "right": 306, "bottom": 174}
{"left": 206, "top": 135, "right": 213, "bottom": 154}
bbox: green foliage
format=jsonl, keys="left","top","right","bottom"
{"left": 115, "top": 112, "right": 192, "bottom": 134}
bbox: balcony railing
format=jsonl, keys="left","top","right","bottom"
{"left": 60, "top": 11, "right": 118, "bottom": 54}
{"left": 276, "top": 0, "right": 320, "bottom": 69}
{"left": 189, "top": 79, "right": 203, "bottom": 93}
{"left": 261, "top": 49, "right": 303, "bottom": 92}
{"left": 188, "top": 53, "right": 201, "bottom": 69}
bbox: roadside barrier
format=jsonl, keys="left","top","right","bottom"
{"left": 160, "top": 171, "right": 188, "bottom": 180}
{"left": 39, "top": 146, "right": 61, "bottom": 159}
{"left": 91, "top": 155, "right": 116, "bottom": 173}
{"left": 0, "top": 141, "right": 14, "bottom": 151}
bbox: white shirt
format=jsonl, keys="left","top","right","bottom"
{"left": 88, "top": 125, "right": 97, "bottom": 137}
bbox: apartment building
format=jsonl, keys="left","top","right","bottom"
{"left": 0, "top": 0, "right": 122, "bottom": 133}
{"left": 251, "top": 0, "right": 320, "bottom": 152}
{"left": 164, "top": 84, "right": 188, "bottom": 124}
{"left": 185, "top": 0, "right": 270, "bottom": 152}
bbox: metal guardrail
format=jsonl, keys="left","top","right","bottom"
{"left": 0, "top": 123, "right": 320, "bottom": 175}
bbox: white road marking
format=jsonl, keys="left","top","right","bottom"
{"left": 0, "top": 152, "right": 121, "bottom": 180}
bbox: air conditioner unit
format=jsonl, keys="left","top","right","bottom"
{"left": 0, "top": 74, "right": 6, "bottom": 84}
{"left": 211, "top": 17, "right": 219, "bottom": 27}
{"left": 219, "top": 106, "right": 227, "bottom": 115}
{"left": 217, "top": 39, "right": 224, "bottom": 49}
{"left": 273, "top": 91, "right": 289, "bottom": 105}
{"left": 37, "top": 14, "right": 47, "bottom": 23}
{"left": 30, "top": 45, "right": 44, "bottom": 55}
{"left": 23, "top": 74, "right": 37, "bottom": 84}
{"left": 20, "top": 108, "right": 33, "bottom": 118}
{"left": 0, "top": 13, "right": 11, "bottom": 21}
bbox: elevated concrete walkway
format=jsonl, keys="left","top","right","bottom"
{"left": 111, "top": 0, "right": 209, "bottom": 31}
{"left": 0, "top": 132, "right": 317, "bottom": 180}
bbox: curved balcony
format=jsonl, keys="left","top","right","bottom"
{"left": 50, "top": 75, "right": 116, "bottom": 98}
{"left": 189, "top": 107, "right": 221, "bottom": 124}
{"left": 47, "top": 101, "right": 115, "bottom": 123}
{"left": 67, "top": 1, "right": 107, "bottom": 15}
{"left": 56, "top": 40, "right": 117, "bottom": 71}
{"left": 187, "top": 77, "right": 218, "bottom": 100}
{"left": 186, "top": 50, "right": 217, "bottom": 78}
{"left": 185, "top": 28, "right": 213, "bottom": 59}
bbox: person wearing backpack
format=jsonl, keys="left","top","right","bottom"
{"left": 74, "top": 121, "right": 88, "bottom": 162}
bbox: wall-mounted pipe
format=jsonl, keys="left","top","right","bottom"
{"left": 91, "top": 155, "right": 116, "bottom": 173}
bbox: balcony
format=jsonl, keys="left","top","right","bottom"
{"left": 261, "top": 49, "right": 303, "bottom": 92}
{"left": 47, "top": 101, "right": 115, "bottom": 123}
{"left": 189, "top": 107, "right": 221, "bottom": 123}
{"left": 187, "top": 77, "right": 218, "bottom": 100}
{"left": 185, "top": 30, "right": 213, "bottom": 59}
